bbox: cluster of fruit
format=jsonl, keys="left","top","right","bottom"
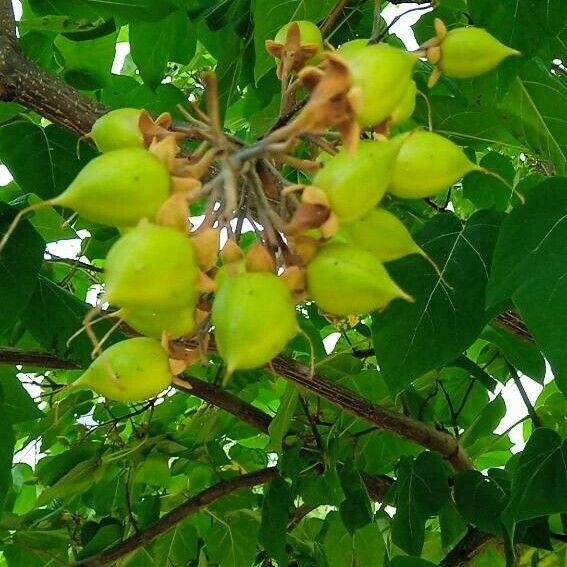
{"left": 0, "top": 17, "right": 519, "bottom": 403}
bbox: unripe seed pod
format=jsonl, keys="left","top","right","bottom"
{"left": 336, "top": 38, "right": 368, "bottom": 59}
{"left": 340, "top": 207, "right": 424, "bottom": 262}
{"left": 388, "top": 130, "right": 481, "bottom": 199}
{"left": 274, "top": 20, "right": 323, "bottom": 65}
{"left": 306, "top": 243, "right": 412, "bottom": 315}
{"left": 51, "top": 148, "right": 171, "bottom": 227}
{"left": 341, "top": 43, "right": 417, "bottom": 127}
{"left": 119, "top": 306, "right": 196, "bottom": 339}
{"left": 72, "top": 338, "right": 173, "bottom": 402}
{"left": 388, "top": 79, "right": 417, "bottom": 128}
{"left": 313, "top": 139, "right": 404, "bottom": 223}
{"left": 104, "top": 223, "right": 199, "bottom": 311}
{"left": 212, "top": 272, "right": 298, "bottom": 374}
{"left": 89, "top": 108, "right": 144, "bottom": 153}
{"left": 438, "top": 27, "right": 521, "bottom": 79}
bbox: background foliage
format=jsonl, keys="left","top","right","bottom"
{"left": 0, "top": 0, "right": 566, "bottom": 566}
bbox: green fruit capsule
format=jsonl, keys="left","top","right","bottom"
{"left": 212, "top": 272, "right": 298, "bottom": 374}
{"left": 343, "top": 44, "right": 417, "bottom": 127}
{"left": 388, "top": 79, "right": 417, "bottom": 128}
{"left": 388, "top": 131, "right": 481, "bottom": 199}
{"left": 120, "top": 306, "right": 196, "bottom": 339}
{"left": 341, "top": 208, "right": 424, "bottom": 262}
{"left": 89, "top": 108, "right": 144, "bottom": 153}
{"left": 72, "top": 338, "right": 173, "bottom": 402}
{"left": 306, "top": 243, "right": 412, "bottom": 315}
{"left": 336, "top": 38, "right": 369, "bottom": 59}
{"left": 104, "top": 223, "right": 199, "bottom": 311}
{"left": 313, "top": 139, "right": 404, "bottom": 222}
{"left": 51, "top": 148, "right": 171, "bottom": 227}
{"left": 274, "top": 20, "right": 323, "bottom": 64}
{"left": 439, "top": 27, "right": 521, "bottom": 79}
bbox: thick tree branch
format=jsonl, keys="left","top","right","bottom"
{"left": 320, "top": 0, "right": 352, "bottom": 35}
{"left": 269, "top": 356, "right": 473, "bottom": 472}
{"left": 440, "top": 528, "right": 496, "bottom": 567}
{"left": 0, "top": 348, "right": 272, "bottom": 433}
{"left": 0, "top": 347, "right": 78, "bottom": 369}
{"left": 173, "top": 374, "right": 272, "bottom": 434}
{"left": 0, "top": 0, "right": 17, "bottom": 49}
{"left": 495, "top": 312, "right": 533, "bottom": 343}
{"left": 0, "top": 15, "right": 106, "bottom": 137}
{"left": 0, "top": 344, "right": 472, "bottom": 471}
{"left": 73, "top": 468, "right": 277, "bottom": 567}
{"left": 5, "top": 348, "right": 487, "bottom": 561}
{"left": 0, "top": 42, "right": 106, "bottom": 135}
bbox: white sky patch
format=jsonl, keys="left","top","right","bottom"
{"left": 45, "top": 229, "right": 91, "bottom": 258}
{"left": 11, "top": 0, "right": 22, "bottom": 23}
{"left": 112, "top": 43, "right": 131, "bottom": 74}
{"left": 381, "top": 3, "right": 432, "bottom": 50}
{"left": 323, "top": 332, "right": 341, "bottom": 354}
{"left": 0, "top": 165, "right": 13, "bottom": 185}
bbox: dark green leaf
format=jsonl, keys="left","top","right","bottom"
{"left": 498, "top": 59, "right": 567, "bottom": 175}
{"left": 37, "top": 443, "right": 99, "bottom": 486}
{"left": 389, "top": 558, "right": 436, "bottom": 567}
{"left": 460, "top": 395, "right": 506, "bottom": 453}
{"left": 130, "top": 10, "right": 192, "bottom": 89}
{"left": 205, "top": 511, "right": 259, "bottom": 567}
{"left": 372, "top": 211, "right": 503, "bottom": 393}
{"left": 502, "top": 428, "right": 567, "bottom": 529}
{"left": 462, "top": 152, "right": 517, "bottom": 211}
{"left": 451, "top": 354, "right": 498, "bottom": 391}
{"left": 101, "top": 76, "right": 188, "bottom": 118}
{"left": 0, "top": 367, "right": 43, "bottom": 423}
{"left": 299, "top": 468, "right": 345, "bottom": 507}
{"left": 454, "top": 469, "right": 509, "bottom": 535}
{"left": 468, "top": 0, "right": 565, "bottom": 60}
{"left": 38, "top": 457, "right": 104, "bottom": 505}
{"left": 439, "top": 499, "right": 467, "bottom": 549}
{"left": 415, "top": 94, "right": 524, "bottom": 151}
{"left": 15, "top": 529, "right": 71, "bottom": 549}
{"left": 259, "top": 475, "right": 293, "bottom": 565}
{"left": 3, "top": 543, "right": 61, "bottom": 566}
{"left": 21, "top": 276, "right": 122, "bottom": 366}
{"left": 482, "top": 325, "right": 546, "bottom": 383}
{"left": 0, "top": 422, "right": 14, "bottom": 514}
{"left": 487, "top": 178, "right": 567, "bottom": 393}
{"left": 0, "top": 121, "right": 96, "bottom": 200}
{"left": 151, "top": 519, "right": 198, "bottom": 566}
{"left": 0, "top": 102, "right": 24, "bottom": 124}
{"left": 322, "top": 512, "right": 385, "bottom": 567}
{"left": 391, "top": 452, "right": 451, "bottom": 556}
{"left": 268, "top": 382, "right": 298, "bottom": 453}
{"left": 356, "top": 431, "right": 421, "bottom": 476}
{"left": 0, "top": 203, "right": 44, "bottom": 335}
{"left": 78, "top": 522, "right": 124, "bottom": 558}
{"left": 54, "top": 31, "right": 117, "bottom": 89}
{"left": 28, "top": 0, "right": 177, "bottom": 22}
{"left": 339, "top": 464, "right": 374, "bottom": 534}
